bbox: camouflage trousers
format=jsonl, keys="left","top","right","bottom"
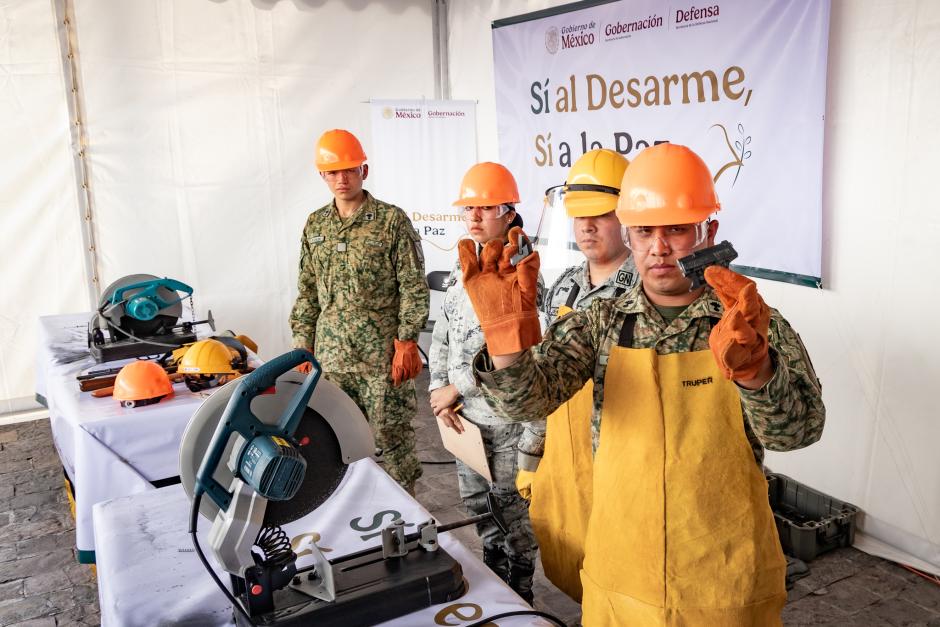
{"left": 325, "top": 371, "right": 423, "bottom": 492}
{"left": 456, "top": 421, "right": 539, "bottom": 573}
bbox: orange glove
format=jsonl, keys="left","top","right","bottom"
{"left": 458, "top": 226, "right": 541, "bottom": 356}
{"left": 705, "top": 266, "right": 771, "bottom": 381}
{"left": 294, "top": 346, "right": 314, "bottom": 374}
{"left": 391, "top": 339, "right": 422, "bottom": 386}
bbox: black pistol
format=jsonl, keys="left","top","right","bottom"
{"left": 677, "top": 240, "right": 738, "bottom": 291}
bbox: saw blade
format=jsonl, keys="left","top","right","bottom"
{"left": 179, "top": 371, "right": 371, "bottom": 525}
{"left": 263, "top": 406, "right": 346, "bottom": 527}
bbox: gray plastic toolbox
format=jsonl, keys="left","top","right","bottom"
{"left": 766, "top": 472, "right": 859, "bottom": 562}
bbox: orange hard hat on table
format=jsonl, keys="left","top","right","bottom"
{"left": 616, "top": 143, "right": 720, "bottom": 227}
{"left": 315, "top": 129, "right": 367, "bottom": 172}
{"left": 113, "top": 361, "right": 174, "bottom": 403}
{"left": 453, "top": 162, "right": 520, "bottom": 207}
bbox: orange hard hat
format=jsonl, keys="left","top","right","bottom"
{"left": 112, "top": 361, "right": 174, "bottom": 403}
{"left": 315, "top": 129, "right": 367, "bottom": 172}
{"left": 453, "top": 162, "right": 520, "bottom": 207}
{"left": 616, "top": 143, "right": 720, "bottom": 227}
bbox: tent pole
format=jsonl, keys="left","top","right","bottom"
{"left": 52, "top": 0, "right": 102, "bottom": 307}
{"left": 431, "top": 0, "right": 450, "bottom": 100}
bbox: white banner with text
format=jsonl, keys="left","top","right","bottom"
{"left": 370, "top": 100, "right": 478, "bottom": 276}
{"left": 493, "top": 0, "right": 830, "bottom": 286}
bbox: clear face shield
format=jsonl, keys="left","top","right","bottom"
{"left": 531, "top": 186, "right": 583, "bottom": 282}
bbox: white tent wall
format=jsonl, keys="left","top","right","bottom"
{"left": 446, "top": 0, "right": 940, "bottom": 573}
{"left": 446, "top": 0, "right": 573, "bottom": 162}
{"left": 69, "top": 0, "right": 436, "bottom": 364}
{"left": 0, "top": 1, "right": 89, "bottom": 412}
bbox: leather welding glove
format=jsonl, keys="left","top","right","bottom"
{"left": 458, "top": 226, "right": 541, "bottom": 356}
{"left": 391, "top": 339, "right": 423, "bottom": 386}
{"left": 704, "top": 266, "right": 771, "bottom": 381}
{"left": 515, "top": 470, "right": 537, "bottom": 501}
{"left": 293, "top": 344, "right": 314, "bottom": 374}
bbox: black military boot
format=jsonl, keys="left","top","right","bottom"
{"left": 508, "top": 563, "right": 535, "bottom": 605}
{"left": 482, "top": 545, "right": 510, "bottom": 582}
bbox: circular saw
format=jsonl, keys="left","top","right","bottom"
{"left": 88, "top": 274, "right": 215, "bottom": 363}
{"left": 179, "top": 349, "right": 374, "bottom": 575}
{"left": 179, "top": 350, "right": 472, "bottom": 626}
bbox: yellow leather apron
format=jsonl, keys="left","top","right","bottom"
{"left": 579, "top": 339, "right": 786, "bottom": 626}
{"left": 528, "top": 304, "right": 595, "bottom": 601}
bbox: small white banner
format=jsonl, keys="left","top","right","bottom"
{"left": 370, "top": 100, "right": 478, "bottom": 275}
{"left": 493, "top": 0, "right": 830, "bottom": 286}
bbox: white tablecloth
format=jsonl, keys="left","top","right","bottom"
{"left": 37, "top": 312, "right": 248, "bottom": 563}
{"left": 93, "top": 458, "right": 547, "bottom": 627}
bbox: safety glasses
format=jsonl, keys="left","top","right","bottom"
{"left": 321, "top": 166, "right": 364, "bottom": 181}
{"left": 622, "top": 221, "right": 710, "bottom": 252}
{"left": 461, "top": 204, "right": 512, "bottom": 221}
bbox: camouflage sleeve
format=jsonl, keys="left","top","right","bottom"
{"left": 737, "top": 310, "right": 825, "bottom": 451}
{"left": 474, "top": 309, "right": 597, "bottom": 423}
{"left": 536, "top": 272, "right": 546, "bottom": 313}
{"left": 428, "top": 307, "right": 452, "bottom": 391}
{"left": 289, "top": 229, "right": 319, "bottom": 348}
{"left": 541, "top": 272, "right": 565, "bottom": 318}
{"left": 391, "top": 212, "right": 430, "bottom": 341}
{"left": 517, "top": 420, "right": 547, "bottom": 468}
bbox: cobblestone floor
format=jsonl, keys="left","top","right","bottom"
{"left": 1, "top": 371, "right": 939, "bottom": 625}
{"left": 0, "top": 418, "right": 98, "bottom": 626}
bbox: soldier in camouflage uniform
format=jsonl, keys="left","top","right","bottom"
{"left": 428, "top": 162, "right": 543, "bottom": 604}
{"left": 541, "top": 149, "right": 639, "bottom": 321}
{"left": 460, "top": 144, "right": 825, "bottom": 625}
{"left": 290, "top": 129, "right": 428, "bottom": 493}
{"left": 543, "top": 258, "right": 637, "bottom": 320}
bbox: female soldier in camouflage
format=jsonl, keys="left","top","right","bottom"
{"left": 428, "top": 162, "right": 544, "bottom": 604}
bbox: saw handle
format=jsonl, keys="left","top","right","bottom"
{"left": 194, "top": 348, "right": 320, "bottom": 510}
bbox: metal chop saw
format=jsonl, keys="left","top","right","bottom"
{"left": 88, "top": 274, "right": 214, "bottom": 363}
{"left": 179, "top": 350, "right": 493, "bottom": 626}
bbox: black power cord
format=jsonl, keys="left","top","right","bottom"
{"left": 189, "top": 492, "right": 254, "bottom": 624}
{"left": 466, "top": 609, "right": 568, "bottom": 626}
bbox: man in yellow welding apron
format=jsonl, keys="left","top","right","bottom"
{"left": 459, "top": 143, "right": 825, "bottom": 625}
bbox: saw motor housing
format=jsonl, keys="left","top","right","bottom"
{"left": 88, "top": 274, "right": 209, "bottom": 363}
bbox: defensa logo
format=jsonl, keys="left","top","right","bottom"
{"left": 674, "top": 4, "right": 720, "bottom": 29}
{"left": 604, "top": 14, "right": 663, "bottom": 41}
